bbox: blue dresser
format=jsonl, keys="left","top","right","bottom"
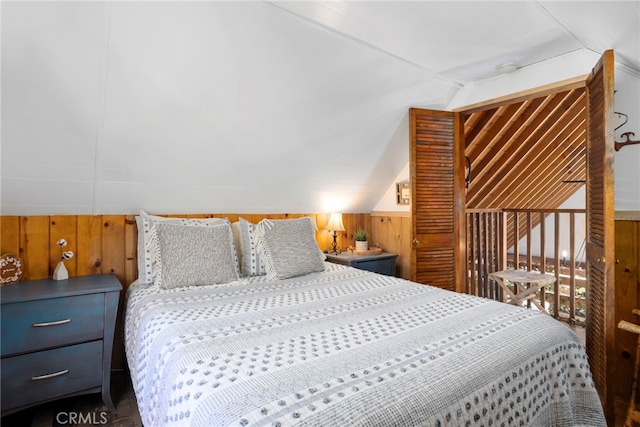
{"left": 0, "top": 274, "right": 121, "bottom": 416}
{"left": 325, "top": 252, "right": 398, "bottom": 276}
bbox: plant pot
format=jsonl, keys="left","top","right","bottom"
{"left": 53, "top": 261, "right": 69, "bottom": 281}
{"left": 355, "top": 241, "right": 368, "bottom": 251}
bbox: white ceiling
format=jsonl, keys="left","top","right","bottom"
{"left": 1, "top": 1, "right": 639, "bottom": 215}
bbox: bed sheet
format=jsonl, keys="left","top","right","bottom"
{"left": 124, "top": 263, "right": 605, "bottom": 426}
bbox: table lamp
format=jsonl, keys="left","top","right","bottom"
{"left": 325, "top": 213, "right": 345, "bottom": 254}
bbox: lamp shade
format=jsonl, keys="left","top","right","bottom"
{"left": 325, "top": 213, "right": 345, "bottom": 232}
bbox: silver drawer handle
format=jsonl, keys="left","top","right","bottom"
{"left": 31, "top": 369, "right": 69, "bottom": 381}
{"left": 32, "top": 319, "right": 71, "bottom": 327}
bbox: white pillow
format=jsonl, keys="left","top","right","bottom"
{"left": 255, "top": 217, "right": 326, "bottom": 280}
{"left": 232, "top": 217, "right": 266, "bottom": 277}
{"left": 155, "top": 221, "right": 240, "bottom": 289}
{"left": 136, "top": 211, "right": 229, "bottom": 285}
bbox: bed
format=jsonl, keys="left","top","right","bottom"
{"left": 124, "top": 213, "right": 605, "bottom": 426}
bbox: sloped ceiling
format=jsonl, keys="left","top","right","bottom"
{"left": 1, "top": 1, "right": 639, "bottom": 215}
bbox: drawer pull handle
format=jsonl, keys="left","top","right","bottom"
{"left": 31, "top": 369, "right": 69, "bottom": 381}
{"left": 32, "top": 319, "right": 71, "bottom": 327}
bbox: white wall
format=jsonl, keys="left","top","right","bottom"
{"left": 0, "top": 2, "right": 457, "bottom": 216}
{"left": 613, "top": 65, "right": 640, "bottom": 210}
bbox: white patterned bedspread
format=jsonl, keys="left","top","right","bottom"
{"left": 124, "top": 263, "right": 605, "bottom": 426}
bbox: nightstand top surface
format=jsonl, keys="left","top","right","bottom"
{"left": 0, "top": 274, "right": 122, "bottom": 304}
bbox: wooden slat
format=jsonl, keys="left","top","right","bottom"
{"left": 496, "top": 92, "right": 587, "bottom": 209}
{"left": 20, "top": 216, "right": 50, "bottom": 281}
{"left": 526, "top": 212, "right": 533, "bottom": 271}
{"left": 49, "top": 215, "right": 78, "bottom": 278}
{"left": 468, "top": 213, "right": 477, "bottom": 295}
{"left": 455, "top": 74, "right": 587, "bottom": 113}
{"left": 101, "top": 216, "right": 128, "bottom": 286}
{"left": 124, "top": 215, "right": 137, "bottom": 287}
{"left": 1, "top": 216, "right": 20, "bottom": 255}
{"left": 470, "top": 89, "right": 585, "bottom": 208}
{"left": 569, "top": 212, "right": 576, "bottom": 320}
{"left": 513, "top": 212, "right": 519, "bottom": 269}
{"left": 554, "top": 212, "right": 561, "bottom": 317}
{"left": 77, "top": 216, "right": 103, "bottom": 276}
{"left": 539, "top": 212, "right": 547, "bottom": 307}
{"left": 614, "top": 219, "right": 640, "bottom": 412}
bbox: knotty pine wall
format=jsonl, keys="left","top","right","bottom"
{"left": 613, "top": 213, "right": 640, "bottom": 420}
{"left": 2, "top": 212, "right": 393, "bottom": 370}
{"left": 370, "top": 211, "right": 411, "bottom": 280}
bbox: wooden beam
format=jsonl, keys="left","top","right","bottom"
{"left": 455, "top": 74, "right": 588, "bottom": 113}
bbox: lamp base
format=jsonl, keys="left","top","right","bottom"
{"left": 329, "top": 232, "right": 340, "bottom": 254}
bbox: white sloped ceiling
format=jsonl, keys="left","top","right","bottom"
{"left": 1, "top": 1, "right": 639, "bottom": 215}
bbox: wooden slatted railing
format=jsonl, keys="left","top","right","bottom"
{"left": 466, "top": 208, "right": 587, "bottom": 323}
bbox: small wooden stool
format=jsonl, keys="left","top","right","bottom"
{"left": 618, "top": 309, "right": 640, "bottom": 427}
{"left": 488, "top": 269, "right": 556, "bottom": 314}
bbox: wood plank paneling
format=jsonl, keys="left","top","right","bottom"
{"left": 20, "top": 216, "right": 50, "bottom": 281}
{"left": 101, "top": 216, "right": 126, "bottom": 285}
{"left": 77, "top": 216, "right": 103, "bottom": 276}
{"left": 614, "top": 217, "right": 640, "bottom": 420}
{"left": 50, "top": 215, "right": 78, "bottom": 278}
{"left": 1, "top": 216, "right": 20, "bottom": 257}
{"left": 3, "top": 213, "right": 374, "bottom": 286}
{"left": 370, "top": 212, "right": 411, "bottom": 279}
{"left": 124, "top": 216, "right": 138, "bottom": 287}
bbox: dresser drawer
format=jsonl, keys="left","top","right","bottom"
{"left": 325, "top": 253, "right": 398, "bottom": 276}
{"left": 1, "top": 340, "right": 102, "bottom": 411}
{"left": 1, "top": 294, "right": 104, "bottom": 356}
{"left": 352, "top": 258, "right": 396, "bottom": 276}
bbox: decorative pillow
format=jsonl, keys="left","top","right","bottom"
{"left": 232, "top": 217, "right": 266, "bottom": 277}
{"left": 136, "top": 211, "right": 228, "bottom": 285}
{"left": 255, "top": 217, "right": 326, "bottom": 280}
{"left": 154, "top": 221, "right": 240, "bottom": 289}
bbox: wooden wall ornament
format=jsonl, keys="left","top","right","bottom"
{"left": 0, "top": 254, "right": 23, "bottom": 286}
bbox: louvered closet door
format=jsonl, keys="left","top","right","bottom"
{"left": 585, "top": 50, "right": 616, "bottom": 422}
{"left": 410, "top": 108, "right": 465, "bottom": 292}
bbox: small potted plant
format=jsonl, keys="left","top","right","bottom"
{"left": 354, "top": 230, "right": 368, "bottom": 251}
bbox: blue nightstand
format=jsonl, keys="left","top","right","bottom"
{"left": 1, "top": 274, "right": 122, "bottom": 416}
{"left": 325, "top": 252, "right": 398, "bottom": 276}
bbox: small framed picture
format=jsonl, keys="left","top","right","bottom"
{"left": 396, "top": 182, "right": 410, "bottom": 205}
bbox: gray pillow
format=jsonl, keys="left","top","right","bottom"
{"left": 155, "top": 221, "right": 240, "bottom": 289}
{"left": 255, "top": 217, "right": 326, "bottom": 280}
{"left": 136, "top": 210, "right": 227, "bottom": 285}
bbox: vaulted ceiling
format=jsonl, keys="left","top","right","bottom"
{"left": 1, "top": 1, "right": 638, "bottom": 215}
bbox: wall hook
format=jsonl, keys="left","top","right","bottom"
{"left": 613, "top": 110, "right": 639, "bottom": 151}
{"left": 615, "top": 132, "right": 640, "bottom": 151}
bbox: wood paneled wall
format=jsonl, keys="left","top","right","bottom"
{"left": 0, "top": 212, "right": 372, "bottom": 370}
{"left": 370, "top": 211, "right": 411, "bottom": 280}
{"left": 1, "top": 213, "right": 374, "bottom": 284}
{"left": 613, "top": 213, "right": 640, "bottom": 421}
